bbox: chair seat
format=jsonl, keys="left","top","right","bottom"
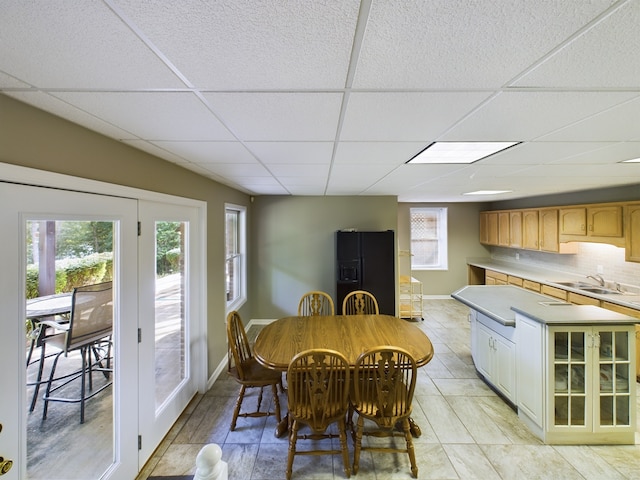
{"left": 228, "top": 357, "right": 282, "bottom": 386}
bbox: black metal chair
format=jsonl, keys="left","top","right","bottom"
{"left": 40, "top": 281, "right": 114, "bottom": 423}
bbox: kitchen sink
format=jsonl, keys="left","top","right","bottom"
{"left": 578, "top": 287, "right": 620, "bottom": 295}
{"left": 554, "top": 281, "right": 620, "bottom": 295}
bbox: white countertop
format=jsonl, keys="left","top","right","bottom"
{"left": 452, "top": 285, "right": 638, "bottom": 326}
{"left": 467, "top": 257, "right": 640, "bottom": 310}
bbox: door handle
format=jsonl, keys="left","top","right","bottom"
{"left": 0, "top": 424, "right": 13, "bottom": 476}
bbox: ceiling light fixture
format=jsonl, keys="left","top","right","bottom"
{"left": 407, "top": 141, "right": 521, "bottom": 164}
{"left": 463, "top": 190, "right": 513, "bottom": 196}
{"left": 620, "top": 157, "right": 640, "bottom": 163}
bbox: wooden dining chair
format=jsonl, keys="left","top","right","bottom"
{"left": 226, "top": 311, "right": 282, "bottom": 431}
{"left": 351, "top": 346, "right": 418, "bottom": 478}
{"left": 286, "top": 349, "right": 351, "bottom": 480}
{"left": 297, "top": 291, "right": 335, "bottom": 316}
{"left": 40, "top": 281, "right": 114, "bottom": 424}
{"left": 342, "top": 290, "right": 379, "bottom": 315}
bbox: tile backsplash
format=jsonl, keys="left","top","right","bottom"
{"left": 491, "top": 243, "right": 640, "bottom": 287}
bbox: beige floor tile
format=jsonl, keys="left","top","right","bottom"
{"left": 481, "top": 444, "right": 584, "bottom": 480}
{"left": 446, "top": 395, "right": 514, "bottom": 445}
{"left": 443, "top": 443, "right": 501, "bottom": 479}
{"left": 415, "top": 394, "right": 475, "bottom": 444}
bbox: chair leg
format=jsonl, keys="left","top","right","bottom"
{"left": 29, "top": 340, "right": 47, "bottom": 412}
{"left": 230, "top": 385, "right": 246, "bottom": 431}
{"left": 338, "top": 417, "right": 351, "bottom": 478}
{"left": 402, "top": 418, "right": 418, "bottom": 478}
{"left": 271, "top": 383, "right": 282, "bottom": 424}
{"left": 286, "top": 419, "right": 299, "bottom": 480}
{"left": 42, "top": 351, "right": 63, "bottom": 421}
{"left": 80, "top": 346, "right": 88, "bottom": 424}
{"left": 353, "top": 415, "right": 364, "bottom": 475}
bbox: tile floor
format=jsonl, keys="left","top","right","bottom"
{"left": 138, "top": 300, "right": 640, "bottom": 479}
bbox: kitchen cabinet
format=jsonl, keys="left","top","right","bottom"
{"left": 567, "top": 292, "right": 600, "bottom": 306}
{"left": 626, "top": 203, "right": 640, "bottom": 262}
{"left": 516, "top": 313, "right": 636, "bottom": 444}
{"left": 479, "top": 211, "right": 489, "bottom": 244}
{"left": 522, "top": 210, "right": 539, "bottom": 250}
{"left": 522, "top": 279, "right": 541, "bottom": 292}
{"left": 559, "top": 205, "right": 623, "bottom": 245}
{"left": 601, "top": 302, "right": 640, "bottom": 382}
{"left": 509, "top": 211, "right": 523, "bottom": 248}
{"left": 508, "top": 275, "right": 523, "bottom": 287}
{"left": 559, "top": 207, "right": 586, "bottom": 235}
{"left": 539, "top": 208, "right": 560, "bottom": 252}
{"left": 485, "top": 269, "right": 507, "bottom": 285}
{"left": 498, "top": 211, "right": 510, "bottom": 247}
{"left": 471, "top": 311, "right": 516, "bottom": 403}
{"left": 540, "top": 285, "right": 567, "bottom": 301}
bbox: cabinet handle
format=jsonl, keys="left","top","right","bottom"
{"left": 581, "top": 224, "right": 585, "bottom": 231}
{"left": 588, "top": 224, "right": 593, "bottom": 231}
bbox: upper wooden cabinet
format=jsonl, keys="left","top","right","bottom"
{"left": 539, "top": 208, "right": 559, "bottom": 253}
{"left": 509, "top": 211, "right": 523, "bottom": 248}
{"left": 559, "top": 205, "right": 623, "bottom": 243}
{"left": 498, "top": 211, "right": 510, "bottom": 247}
{"left": 626, "top": 203, "right": 640, "bottom": 262}
{"left": 522, "top": 210, "right": 539, "bottom": 250}
{"left": 480, "top": 211, "right": 499, "bottom": 246}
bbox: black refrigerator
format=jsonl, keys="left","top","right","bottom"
{"left": 336, "top": 230, "right": 395, "bottom": 315}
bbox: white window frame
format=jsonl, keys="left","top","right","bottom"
{"left": 225, "top": 203, "right": 247, "bottom": 312}
{"left": 410, "top": 207, "right": 448, "bottom": 270}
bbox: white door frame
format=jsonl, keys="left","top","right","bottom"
{"left": 0, "top": 162, "right": 207, "bottom": 477}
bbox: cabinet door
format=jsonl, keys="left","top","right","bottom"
{"left": 487, "top": 212, "right": 499, "bottom": 245}
{"left": 559, "top": 207, "right": 586, "bottom": 235}
{"left": 539, "top": 208, "right": 560, "bottom": 252}
{"left": 625, "top": 203, "right": 640, "bottom": 262}
{"left": 498, "top": 211, "right": 510, "bottom": 247}
{"left": 516, "top": 314, "right": 544, "bottom": 427}
{"left": 475, "top": 322, "right": 493, "bottom": 380}
{"left": 479, "top": 211, "right": 489, "bottom": 244}
{"left": 594, "top": 328, "right": 635, "bottom": 431}
{"left": 588, "top": 206, "right": 622, "bottom": 237}
{"left": 549, "top": 328, "right": 591, "bottom": 431}
{"left": 509, "top": 211, "right": 523, "bottom": 248}
{"left": 495, "top": 335, "right": 516, "bottom": 403}
{"left": 522, "top": 210, "right": 539, "bottom": 250}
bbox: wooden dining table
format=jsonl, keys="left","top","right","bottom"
{"left": 253, "top": 314, "right": 434, "bottom": 437}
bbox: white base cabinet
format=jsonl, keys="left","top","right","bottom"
{"left": 470, "top": 311, "right": 517, "bottom": 404}
{"left": 516, "top": 313, "right": 636, "bottom": 444}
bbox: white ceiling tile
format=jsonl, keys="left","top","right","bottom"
{"left": 0, "top": 71, "right": 31, "bottom": 88}
{"left": 203, "top": 93, "right": 343, "bottom": 141}
{"left": 441, "top": 91, "right": 638, "bottom": 141}
{"left": 538, "top": 96, "right": 640, "bottom": 142}
{"left": 121, "top": 140, "right": 188, "bottom": 164}
{"left": 279, "top": 176, "right": 328, "bottom": 188}
{"left": 341, "top": 92, "right": 491, "bottom": 141}
{"left": 514, "top": 1, "right": 640, "bottom": 88}
{"left": 333, "top": 142, "right": 427, "bottom": 165}
{"left": 6, "top": 91, "right": 138, "bottom": 140}
{"left": 50, "top": 92, "right": 235, "bottom": 141}
{"left": 285, "top": 186, "right": 327, "bottom": 195}
{"left": 546, "top": 142, "right": 640, "bottom": 165}
{"left": 479, "top": 141, "right": 614, "bottom": 165}
{"left": 354, "top": 0, "right": 616, "bottom": 89}
{"left": 113, "top": 0, "right": 360, "bottom": 89}
{"left": 152, "top": 141, "right": 256, "bottom": 164}
{"left": 247, "top": 142, "right": 334, "bottom": 165}
{"left": 0, "top": 1, "right": 184, "bottom": 89}
{"left": 268, "top": 164, "right": 329, "bottom": 177}
{"left": 201, "top": 163, "right": 271, "bottom": 177}
{"left": 246, "top": 185, "right": 290, "bottom": 195}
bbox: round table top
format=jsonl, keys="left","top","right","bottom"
{"left": 253, "top": 314, "right": 434, "bottom": 371}
{"left": 26, "top": 293, "right": 72, "bottom": 318}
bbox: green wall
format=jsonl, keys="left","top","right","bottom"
{"left": 250, "top": 195, "right": 398, "bottom": 318}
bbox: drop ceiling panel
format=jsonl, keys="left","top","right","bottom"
{"left": 354, "top": 0, "right": 616, "bottom": 89}
{"left": 514, "top": 1, "right": 640, "bottom": 88}
{"left": 152, "top": 141, "right": 256, "bottom": 164}
{"left": 340, "top": 92, "right": 492, "bottom": 141}
{"left": 333, "top": 142, "right": 427, "bottom": 165}
{"left": 6, "top": 91, "right": 137, "bottom": 140}
{"left": 441, "top": 91, "right": 638, "bottom": 141}
{"left": 547, "top": 142, "right": 640, "bottom": 164}
{"left": 479, "top": 141, "right": 615, "bottom": 166}
{"left": 201, "top": 162, "right": 271, "bottom": 178}
{"left": 113, "top": 0, "right": 360, "bottom": 90}
{"left": 538, "top": 96, "right": 640, "bottom": 142}
{"left": 268, "top": 164, "right": 329, "bottom": 177}
{"left": 0, "top": 1, "right": 184, "bottom": 89}
{"left": 203, "top": 93, "right": 343, "bottom": 141}
{"left": 50, "top": 92, "right": 234, "bottom": 141}
{"left": 246, "top": 142, "right": 334, "bottom": 165}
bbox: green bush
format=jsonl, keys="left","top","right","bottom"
{"left": 26, "top": 252, "right": 113, "bottom": 298}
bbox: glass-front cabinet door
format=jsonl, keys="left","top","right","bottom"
{"left": 549, "top": 325, "right": 635, "bottom": 437}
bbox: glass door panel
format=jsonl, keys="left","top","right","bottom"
{"left": 597, "top": 329, "right": 631, "bottom": 427}
{"left": 552, "top": 330, "right": 586, "bottom": 427}
{"left": 154, "top": 221, "right": 186, "bottom": 408}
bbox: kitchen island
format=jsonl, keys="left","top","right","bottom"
{"left": 452, "top": 285, "right": 638, "bottom": 444}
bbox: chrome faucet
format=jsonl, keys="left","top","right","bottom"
{"left": 586, "top": 274, "right": 605, "bottom": 286}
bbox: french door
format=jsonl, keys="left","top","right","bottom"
{"left": 137, "top": 200, "right": 203, "bottom": 464}
{"left": 0, "top": 182, "right": 138, "bottom": 479}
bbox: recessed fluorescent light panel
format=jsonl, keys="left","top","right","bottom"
{"left": 463, "top": 190, "right": 513, "bottom": 196}
{"left": 620, "top": 157, "right": 640, "bottom": 163}
{"left": 407, "top": 141, "right": 520, "bottom": 164}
